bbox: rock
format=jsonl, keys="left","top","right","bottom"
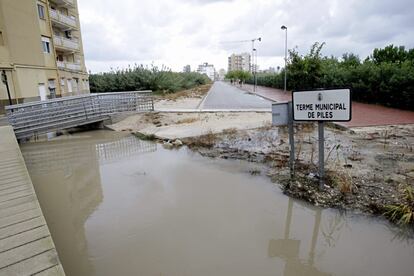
{"left": 173, "top": 139, "right": 183, "bottom": 147}
{"left": 163, "top": 141, "right": 173, "bottom": 149}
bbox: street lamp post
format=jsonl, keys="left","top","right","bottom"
{"left": 253, "top": 48, "right": 257, "bottom": 91}
{"left": 251, "top": 37, "right": 261, "bottom": 92}
{"left": 281, "top": 25, "right": 287, "bottom": 93}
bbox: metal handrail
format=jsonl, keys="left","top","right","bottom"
{"left": 5, "top": 91, "right": 154, "bottom": 139}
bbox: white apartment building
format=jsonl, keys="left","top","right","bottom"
{"left": 197, "top": 62, "right": 215, "bottom": 81}
{"left": 228, "top": 53, "right": 251, "bottom": 72}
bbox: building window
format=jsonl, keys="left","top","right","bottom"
{"left": 41, "top": 36, "right": 51, "bottom": 53}
{"left": 60, "top": 78, "right": 65, "bottom": 86}
{"left": 37, "top": 4, "right": 45, "bottom": 20}
{"left": 0, "top": 31, "right": 3, "bottom": 46}
{"left": 48, "top": 79, "right": 56, "bottom": 98}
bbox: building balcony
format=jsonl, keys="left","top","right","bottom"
{"left": 49, "top": 9, "right": 77, "bottom": 29}
{"left": 57, "top": 61, "right": 82, "bottom": 72}
{"left": 49, "top": 0, "right": 74, "bottom": 8}
{"left": 53, "top": 36, "right": 79, "bottom": 52}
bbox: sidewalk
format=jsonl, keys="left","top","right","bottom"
{"left": 242, "top": 84, "right": 414, "bottom": 127}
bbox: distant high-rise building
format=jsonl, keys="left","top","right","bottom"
{"left": 197, "top": 62, "right": 215, "bottom": 81}
{"left": 218, "top": 69, "right": 226, "bottom": 81}
{"left": 228, "top": 53, "right": 251, "bottom": 72}
{"left": 0, "top": 0, "right": 89, "bottom": 114}
{"left": 183, "top": 65, "right": 191, "bottom": 73}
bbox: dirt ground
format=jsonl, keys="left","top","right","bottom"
{"left": 108, "top": 111, "right": 271, "bottom": 139}
{"left": 153, "top": 84, "right": 211, "bottom": 110}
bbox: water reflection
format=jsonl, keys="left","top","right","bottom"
{"left": 21, "top": 132, "right": 156, "bottom": 276}
{"left": 269, "top": 198, "right": 331, "bottom": 276}
{"left": 20, "top": 131, "right": 414, "bottom": 276}
{"left": 22, "top": 134, "right": 157, "bottom": 173}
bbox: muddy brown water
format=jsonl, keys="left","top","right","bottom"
{"left": 21, "top": 130, "right": 414, "bottom": 276}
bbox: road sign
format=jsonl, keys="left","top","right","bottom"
{"left": 292, "top": 89, "right": 351, "bottom": 121}
{"left": 272, "top": 102, "right": 289, "bottom": 126}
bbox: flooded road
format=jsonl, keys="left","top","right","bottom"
{"left": 21, "top": 130, "right": 414, "bottom": 276}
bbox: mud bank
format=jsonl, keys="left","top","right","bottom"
{"left": 181, "top": 124, "right": 414, "bottom": 225}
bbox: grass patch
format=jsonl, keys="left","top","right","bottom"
{"left": 134, "top": 132, "right": 157, "bottom": 141}
{"left": 159, "top": 84, "right": 212, "bottom": 101}
{"left": 183, "top": 131, "right": 218, "bottom": 148}
{"left": 384, "top": 185, "right": 414, "bottom": 225}
{"left": 176, "top": 117, "right": 198, "bottom": 124}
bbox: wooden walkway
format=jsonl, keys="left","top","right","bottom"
{"left": 0, "top": 126, "right": 65, "bottom": 275}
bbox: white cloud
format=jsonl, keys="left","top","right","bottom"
{"left": 78, "top": 0, "right": 414, "bottom": 73}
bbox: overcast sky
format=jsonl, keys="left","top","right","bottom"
{"left": 78, "top": 0, "right": 414, "bottom": 73}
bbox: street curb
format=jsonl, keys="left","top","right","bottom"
{"left": 196, "top": 82, "right": 215, "bottom": 110}
{"left": 239, "top": 87, "right": 277, "bottom": 102}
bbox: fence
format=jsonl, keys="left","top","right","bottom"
{"left": 5, "top": 91, "right": 153, "bottom": 140}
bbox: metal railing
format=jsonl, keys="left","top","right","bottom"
{"left": 49, "top": 9, "right": 77, "bottom": 28}
{"left": 56, "top": 60, "right": 81, "bottom": 71}
{"left": 53, "top": 36, "right": 79, "bottom": 51}
{"left": 5, "top": 91, "right": 153, "bottom": 140}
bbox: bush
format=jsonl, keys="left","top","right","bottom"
{"left": 89, "top": 64, "right": 211, "bottom": 94}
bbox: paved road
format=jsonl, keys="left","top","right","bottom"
{"left": 201, "top": 82, "right": 271, "bottom": 110}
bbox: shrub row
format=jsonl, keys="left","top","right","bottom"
{"left": 89, "top": 65, "right": 211, "bottom": 93}
{"left": 247, "top": 44, "right": 414, "bottom": 110}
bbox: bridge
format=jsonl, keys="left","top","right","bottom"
{"left": 5, "top": 91, "right": 154, "bottom": 141}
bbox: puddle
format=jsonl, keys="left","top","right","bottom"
{"left": 21, "top": 130, "right": 414, "bottom": 276}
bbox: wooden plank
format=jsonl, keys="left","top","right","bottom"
{"left": 0, "top": 237, "right": 54, "bottom": 269}
{"left": 0, "top": 208, "right": 42, "bottom": 229}
{"left": 0, "top": 189, "right": 33, "bottom": 203}
{"left": 0, "top": 200, "right": 38, "bottom": 218}
{"left": 0, "top": 177, "right": 30, "bottom": 186}
{"left": 34, "top": 264, "right": 65, "bottom": 276}
{"left": 0, "top": 182, "right": 28, "bottom": 192}
{"left": 0, "top": 185, "right": 31, "bottom": 196}
{"left": 0, "top": 195, "right": 36, "bottom": 210}
{"left": 0, "top": 225, "right": 50, "bottom": 253}
{"left": 0, "top": 216, "right": 46, "bottom": 240}
{"left": 0, "top": 249, "right": 60, "bottom": 275}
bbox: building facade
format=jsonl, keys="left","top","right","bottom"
{"left": 197, "top": 62, "right": 215, "bottom": 81}
{"left": 0, "top": 0, "right": 89, "bottom": 114}
{"left": 228, "top": 53, "right": 251, "bottom": 72}
{"left": 218, "top": 68, "right": 226, "bottom": 81}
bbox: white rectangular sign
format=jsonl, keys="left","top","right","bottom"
{"left": 272, "top": 102, "right": 289, "bottom": 126}
{"left": 292, "top": 89, "right": 351, "bottom": 121}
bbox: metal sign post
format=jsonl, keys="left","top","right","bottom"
{"left": 288, "top": 102, "right": 295, "bottom": 178}
{"left": 272, "top": 102, "right": 295, "bottom": 178}
{"left": 318, "top": 121, "right": 324, "bottom": 189}
{"left": 292, "top": 89, "right": 352, "bottom": 190}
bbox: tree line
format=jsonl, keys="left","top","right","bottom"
{"left": 247, "top": 43, "right": 414, "bottom": 110}
{"left": 89, "top": 64, "right": 211, "bottom": 93}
